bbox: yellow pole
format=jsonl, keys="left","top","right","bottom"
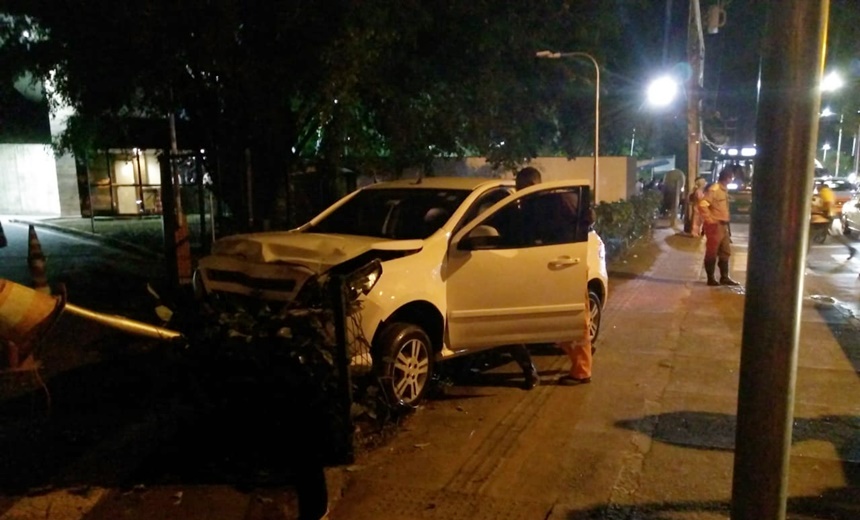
{"left": 64, "top": 303, "right": 184, "bottom": 343}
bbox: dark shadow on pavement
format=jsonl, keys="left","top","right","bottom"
{"left": 0, "top": 337, "right": 343, "bottom": 494}
{"left": 813, "top": 299, "right": 860, "bottom": 374}
{"left": 609, "top": 410, "right": 860, "bottom": 519}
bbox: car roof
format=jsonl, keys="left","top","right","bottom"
{"left": 361, "top": 176, "right": 513, "bottom": 191}
{"left": 815, "top": 178, "right": 854, "bottom": 188}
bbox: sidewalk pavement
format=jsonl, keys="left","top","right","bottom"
{"left": 325, "top": 223, "right": 859, "bottom": 520}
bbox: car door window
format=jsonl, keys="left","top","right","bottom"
{"left": 453, "top": 187, "right": 515, "bottom": 235}
{"left": 479, "top": 186, "right": 586, "bottom": 248}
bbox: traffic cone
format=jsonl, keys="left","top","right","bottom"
{"left": 0, "top": 220, "right": 7, "bottom": 248}
{"left": 27, "top": 225, "right": 50, "bottom": 294}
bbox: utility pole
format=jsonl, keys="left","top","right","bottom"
{"left": 685, "top": 0, "right": 705, "bottom": 232}
{"left": 731, "top": 1, "right": 830, "bottom": 518}
{"left": 164, "top": 110, "right": 193, "bottom": 287}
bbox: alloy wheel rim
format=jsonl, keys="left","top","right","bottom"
{"left": 589, "top": 302, "right": 600, "bottom": 339}
{"left": 392, "top": 338, "right": 430, "bottom": 403}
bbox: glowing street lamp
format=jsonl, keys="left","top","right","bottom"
{"left": 822, "top": 142, "right": 831, "bottom": 163}
{"left": 536, "top": 50, "right": 600, "bottom": 202}
{"left": 646, "top": 76, "right": 679, "bottom": 108}
{"left": 821, "top": 71, "right": 844, "bottom": 93}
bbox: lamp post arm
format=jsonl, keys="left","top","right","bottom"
{"left": 554, "top": 52, "right": 600, "bottom": 203}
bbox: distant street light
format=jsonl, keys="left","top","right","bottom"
{"left": 821, "top": 71, "right": 844, "bottom": 93}
{"left": 536, "top": 50, "right": 600, "bottom": 203}
{"left": 822, "top": 142, "right": 831, "bottom": 164}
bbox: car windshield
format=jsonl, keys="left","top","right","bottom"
{"left": 306, "top": 187, "right": 472, "bottom": 239}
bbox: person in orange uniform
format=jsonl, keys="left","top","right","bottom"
{"left": 690, "top": 177, "right": 707, "bottom": 237}
{"left": 699, "top": 166, "right": 741, "bottom": 286}
{"left": 817, "top": 183, "right": 857, "bottom": 259}
{"left": 557, "top": 299, "right": 593, "bottom": 386}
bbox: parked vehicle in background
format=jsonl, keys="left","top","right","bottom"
{"left": 840, "top": 192, "right": 860, "bottom": 236}
{"left": 813, "top": 177, "right": 857, "bottom": 216}
{"left": 195, "top": 177, "right": 609, "bottom": 406}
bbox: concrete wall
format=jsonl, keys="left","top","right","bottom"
{"left": 55, "top": 153, "right": 81, "bottom": 216}
{"left": 429, "top": 156, "right": 638, "bottom": 203}
{"left": 0, "top": 144, "right": 61, "bottom": 216}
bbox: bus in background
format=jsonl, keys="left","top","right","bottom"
{"left": 701, "top": 145, "right": 832, "bottom": 219}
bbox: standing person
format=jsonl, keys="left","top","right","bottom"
{"left": 513, "top": 166, "right": 593, "bottom": 386}
{"left": 698, "top": 166, "right": 741, "bottom": 286}
{"left": 662, "top": 168, "right": 686, "bottom": 228}
{"left": 689, "top": 177, "right": 707, "bottom": 238}
{"left": 816, "top": 183, "right": 857, "bottom": 259}
{"left": 495, "top": 166, "right": 544, "bottom": 390}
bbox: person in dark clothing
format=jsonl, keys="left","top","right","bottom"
{"left": 497, "top": 166, "right": 545, "bottom": 390}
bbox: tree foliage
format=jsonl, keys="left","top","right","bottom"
{"left": 3, "top": 0, "right": 657, "bottom": 229}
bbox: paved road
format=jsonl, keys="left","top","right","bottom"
{"left": 0, "top": 218, "right": 165, "bottom": 317}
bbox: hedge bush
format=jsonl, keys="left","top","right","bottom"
{"left": 593, "top": 190, "right": 662, "bottom": 260}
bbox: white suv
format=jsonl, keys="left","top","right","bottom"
{"left": 197, "top": 177, "right": 608, "bottom": 405}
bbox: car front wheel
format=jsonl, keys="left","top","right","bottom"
{"left": 375, "top": 322, "right": 434, "bottom": 407}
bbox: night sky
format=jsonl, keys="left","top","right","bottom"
{"left": 615, "top": 0, "right": 765, "bottom": 162}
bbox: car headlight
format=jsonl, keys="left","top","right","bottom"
{"left": 345, "top": 259, "right": 383, "bottom": 302}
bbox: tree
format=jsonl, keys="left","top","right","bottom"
{"left": 2, "top": 1, "right": 651, "bottom": 230}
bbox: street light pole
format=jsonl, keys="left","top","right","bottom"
{"left": 536, "top": 50, "right": 600, "bottom": 203}
{"left": 820, "top": 73, "right": 845, "bottom": 176}
{"left": 835, "top": 113, "right": 844, "bottom": 175}
{"left": 854, "top": 122, "right": 860, "bottom": 176}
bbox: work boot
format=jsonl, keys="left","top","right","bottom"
{"left": 718, "top": 259, "right": 740, "bottom": 286}
{"left": 704, "top": 259, "right": 719, "bottom": 286}
{"left": 509, "top": 345, "right": 540, "bottom": 390}
{"left": 523, "top": 364, "right": 540, "bottom": 390}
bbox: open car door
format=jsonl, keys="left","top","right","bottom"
{"left": 445, "top": 180, "right": 592, "bottom": 351}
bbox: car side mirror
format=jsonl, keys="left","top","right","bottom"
{"left": 458, "top": 225, "right": 500, "bottom": 250}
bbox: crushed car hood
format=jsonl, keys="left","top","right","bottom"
{"left": 208, "top": 232, "right": 423, "bottom": 274}
{"left": 198, "top": 232, "right": 425, "bottom": 302}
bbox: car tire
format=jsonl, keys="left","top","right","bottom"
{"left": 588, "top": 290, "right": 602, "bottom": 348}
{"left": 842, "top": 215, "right": 852, "bottom": 236}
{"left": 374, "top": 322, "right": 434, "bottom": 407}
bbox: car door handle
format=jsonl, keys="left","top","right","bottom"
{"left": 549, "top": 256, "right": 580, "bottom": 268}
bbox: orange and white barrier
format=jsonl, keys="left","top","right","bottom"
{"left": 0, "top": 278, "right": 64, "bottom": 368}
{"left": 0, "top": 279, "right": 185, "bottom": 371}
{"left": 0, "top": 278, "right": 64, "bottom": 347}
